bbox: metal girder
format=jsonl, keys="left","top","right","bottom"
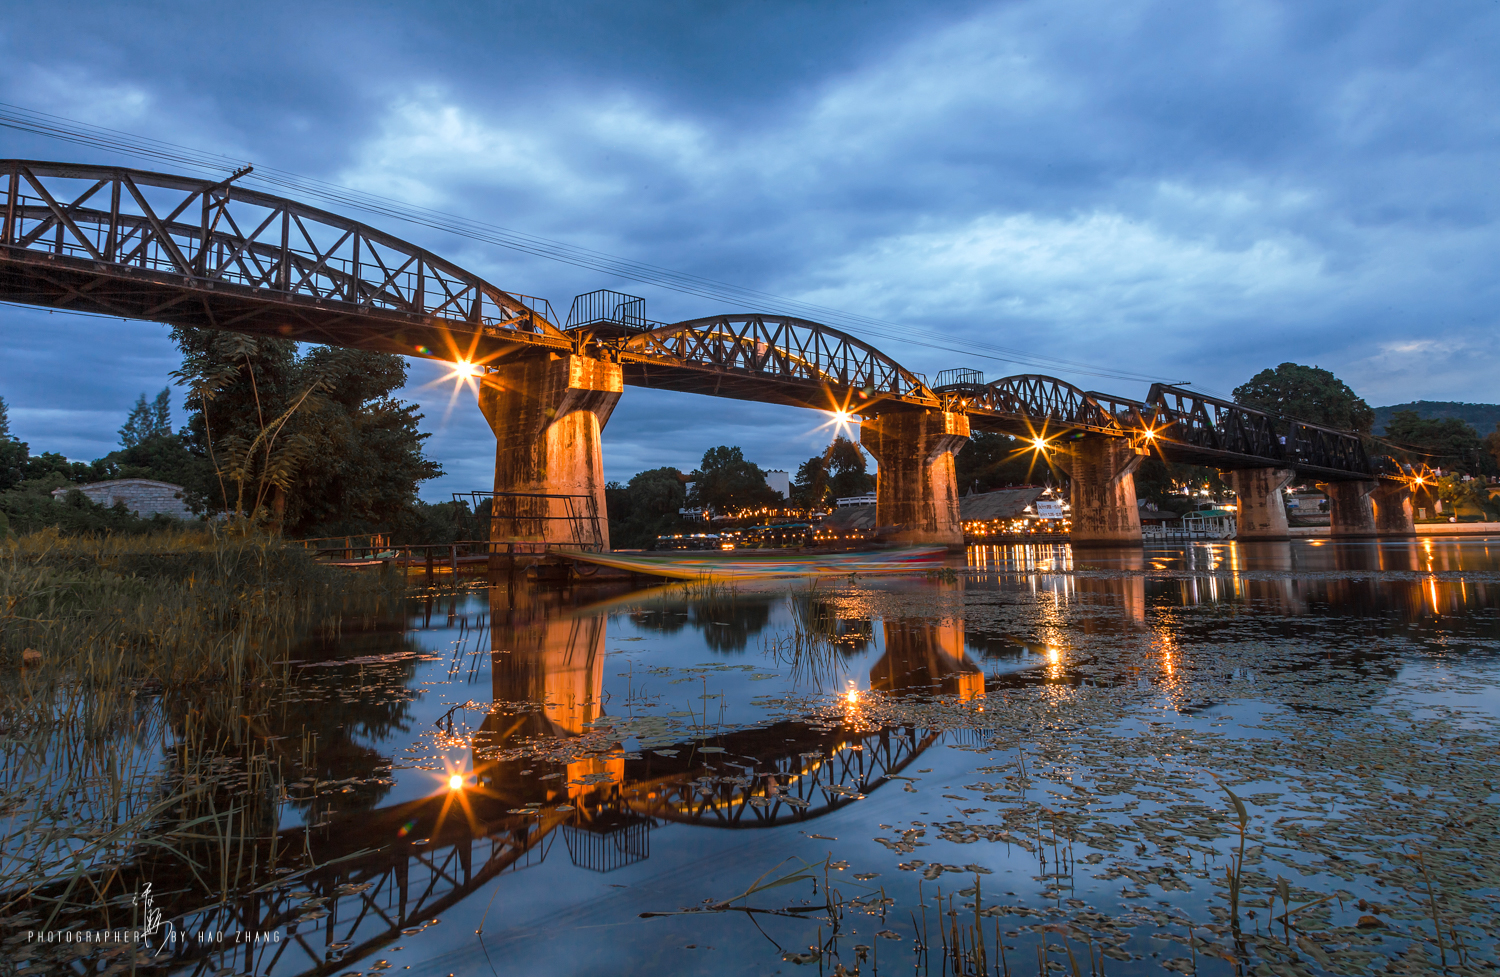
{"left": 607, "top": 313, "right": 938, "bottom": 411}
{"left": 0, "top": 158, "right": 1394, "bottom": 480}
{"left": 626, "top": 723, "right": 935, "bottom": 828}
{"left": 1142, "top": 383, "right": 1389, "bottom": 480}
{"left": 938, "top": 374, "right": 1163, "bottom": 438}
{"left": 0, "top": 159, "right": 569, "bottom": 360}
{"left": 937, "top": 373, "right": 1391, "bottom": 480}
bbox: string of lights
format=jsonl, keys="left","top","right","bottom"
{"left": 1, "top": 101, "right": 1177, "bottom": 385}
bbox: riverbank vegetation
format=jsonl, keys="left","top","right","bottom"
{"left": 0, "top": 526, "right": 400, "bottom": 678}
{"left": 0, "top": 324, "right": 444, "bottom": 542}
{"left": 0, "top": 527, "right": 406, "bottom": 965}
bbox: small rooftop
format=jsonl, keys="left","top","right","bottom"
{"left": 959, "top": 487, "right": 1046, "bottom": 522}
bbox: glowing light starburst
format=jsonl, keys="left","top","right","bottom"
{"left": 996, "top": 424, "right": 1063, "bottom": 486}
{"left": 410, "top": 326, "right": 501, "bottom": 432}
{"left": 417, "top": 356, "right": 491, "bottom": 429}
{"left": 814, "top": 404, "right": 859, "bottom": 442}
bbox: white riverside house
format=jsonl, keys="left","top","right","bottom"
{"left": 51, "top": 478, "right": 195, "bottom": 520}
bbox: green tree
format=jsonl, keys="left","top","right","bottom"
{"left": 171, "top": 327, "right": 441, "bottom": 536}
{"left": 792, "top": 435, "right": 874, "bottom": 507}
{"left": 119, "top": 387, "right": 174, "bottom": 448}
{"left": 606, "top": 467, "right": 688, "bottom": 547}
{"left": 2, "top": 394, "right": 114, "bottom": 491}
{"left": 0, "top": 394, "right": 195, "bottom": 534}
{"left": 95, "top": 433, "right": 212, "bottom": 491}
{"left": 1383, "top": 411, "right": 1496, "bottom": 476}
{"left": 395, "top": 499, "right": 486, "bottom": 545}
{"left": 1432, "top": 474, "right": 1500, "bottom": 520}
{"left": 0, "top": 397, "right": 25, "bottom": 492}
{"left": 1133, "top": 458, "right": 1229, "bottom": 512}
{"left": 791, "top": 454, "right": 829, "bottom": 508}
{"left": 1232, "top": 363, "right": 1375, "bottom": 433}
{"left": 1487, "top": 424, "right": 1500, "bottom": 471}
{"left": 22, "top": 452, "right": 97, "bottom": 484}
{"left": 827, "top": 436, "right": 874, "bottom": 500}
{"left": 688, "top": 446, "right": 777, "bottom": 515}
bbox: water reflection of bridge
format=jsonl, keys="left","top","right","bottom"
{"left": 40, "top": 548, "right": 1470, "bottom": 976}
{"left": 117, "top": 580, "right": 983, "bottom": 977}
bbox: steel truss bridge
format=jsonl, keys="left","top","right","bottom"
{"left": 0, "top": 159, "right": 1396, "bottom": 481}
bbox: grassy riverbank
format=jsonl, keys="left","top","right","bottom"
{"left": 1, "top": 526, "right": 401, "bottom": 683}
{"left": 0, "top": 528, "right": 406, "bottom": 961}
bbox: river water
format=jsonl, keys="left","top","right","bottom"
{"left": 19, "top": 538, "right": 1500, "bottom": 976}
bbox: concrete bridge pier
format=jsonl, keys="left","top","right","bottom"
{"left": 1372, "top": 481, "right": 1416, "bottom": 536}
{"left": 478, "top": 353, "right": 622, "bottom": 551}
{"left": 860, "top": 410, "right": 969, "bottom": 546}
{"left": 1058, "top": 436, "right": 1143, "bottom": 545}
{"left": 1322, "top": 479, "right": 1415, "bottom": 537}
{"left": 1227, "top": 467, "right": 1294, "bottom": 540}
{"left": 1324, "top": 481, "right": 1376, "bottom": 536}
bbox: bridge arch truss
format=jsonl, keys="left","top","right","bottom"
{"left": 0, "top": 159, "right": 569, "bottom": 358}
{"left": 0, "top": 158, "right": 1396, "bottom": 481}
{"left": 607, "top": 314, "right": 938, "bottom": 411}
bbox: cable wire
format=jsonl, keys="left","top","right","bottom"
{"left": 1, "top": 101, "right": 1179, "bottom": 385}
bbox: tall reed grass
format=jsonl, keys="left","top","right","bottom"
{"left": 0, "top": 526, "right": 404, "bottom": 968}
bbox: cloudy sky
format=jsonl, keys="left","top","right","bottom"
{"left": 2, "top": 1, "right": 1497, "bottom": 496}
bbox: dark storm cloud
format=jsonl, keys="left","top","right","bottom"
{"left": 2, "top": 0, "right": 1498, "bottom": 497}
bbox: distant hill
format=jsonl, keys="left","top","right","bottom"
{"left": 1372, "top": 401, "right": 1500, "bottom": 436}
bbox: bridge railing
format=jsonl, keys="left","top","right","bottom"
{"left": 614, "top": 314, "right": 940, "bottom": 406}
{"left": 1145, "top": 383, "right": 1384, "bottom": 475}
{"left": 1, "top": 160, "right": 571, "bottom": 348}
{"left": 939, "top": 373, "right": 1392, "bottom": 478}
{"left": 565, "top": 288, "right": 665, "bottom": 334}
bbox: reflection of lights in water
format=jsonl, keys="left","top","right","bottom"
{"left": 845, "top": 688, "right": 860, "bottom": 706}
{"left": 1043, "top": 644, "right": 1064, "bottom": 680}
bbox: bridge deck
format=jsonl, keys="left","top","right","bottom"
{"left": 1, "top": 159, "right": 1402, "bottom": 482}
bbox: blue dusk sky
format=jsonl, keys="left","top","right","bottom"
{"left": 2, "top": 1, "right": 1497, "bottom": 496}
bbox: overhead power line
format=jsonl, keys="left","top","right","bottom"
{"left": 0, "top": 101, "right": 1177, "bottom": 386}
